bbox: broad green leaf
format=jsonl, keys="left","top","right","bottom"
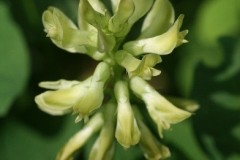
{"left": 0, "top": 2, "right": 30, "bottom": 116}
{"left": 0, "top": 117, "right": 80, "bottom": 160}
{"left": 165, "top": 120, "right": 208, "bottom": 160}
{"left": 192, "top": 0, "right": 240, "bottom": 68}
{"left": 195, "top": 0, "right": 240, "bottom": 46}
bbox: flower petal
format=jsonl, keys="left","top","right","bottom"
{"left": 73, "top": 62, "right": 111, "bottom": 120}
{"left": 130, "top": 77, "right": 191, "bottom": 138}
{"left": 42, "top": 7, "right": 98, "bottom": 54}
{"left": 115, "top": 50, "right": 161, "bottom": 80}
{"left": 124, "top": 15, "right": 188, "bottom": 56}
{"left": 140, "top": 0, "right": 175, "bottom": 38}
{"left": 89, "top": 102, "right": 116, "bottom": 160}
{"left": 79, "top": 0, "right": 109, "bottom": 29}
{"left": 114, "top": 81, "right": 141, "bottom": 148}
{"left": 56, "top": 113, "right": 104, "bottom": 160}
{"left": 109, "top": 0, "right": 153, "bottom": 37}
{"left": 108, "top": 0, "right": 134, "bottom": 36}
{"left": 39, "top": 79, "right": 80, "bottom": 90}
{"left": 128, "top": 0, "right": 154, "bottom": 25}
{"left": 35, "top": 81, "right": 88, "bottom": 116}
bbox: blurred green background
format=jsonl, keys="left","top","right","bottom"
{"left": 0, "top": 0, "right": 240, "bottom": 159}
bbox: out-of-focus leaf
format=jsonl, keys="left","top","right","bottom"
{"left": 176, "top": 0, "right": 240, "bottom": 96}
{"left": 195, "top": 0, "right": 240, "bottom": 46}
{"left": 211, "top": 92, "right": 240, "bottom": 110}
{"left": 183, "top": 0, "right": 240, "bottom": 69}
{"left": 230, "top": 123, "right": 240, "bottom": 159}
{"left": 0, "top": 117, "right": 80, "bottom": 160}
{"left": 202, "top": 135, "right": 224, "bottom": 160}
{"left": 165, "top": 120, "right": 208, "bottom": 160}
{"left": 228, "top": 154, "right": 240, "bottom": 160}
{"left": 176, "top": 45, "right": 200, "bottom": 97}
{"left": 231, "top": 124, "right": 240, "bottom": 142}
{"left": 216, "top": 40, "right": 240, "bottom": 81}
{"left": 0, "top": 1, "right": 30, "bottom": 116}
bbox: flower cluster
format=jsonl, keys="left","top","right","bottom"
{"left": 35, "top": 0, "right": 196, "bottom": 159}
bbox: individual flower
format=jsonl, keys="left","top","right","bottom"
{"left": 124, "top": 15, "right": 188, "bottom": 56}
{"left": 130, "top": 76, "right": 191, "bottom": 138}
{"left": 56, "top": 113, "right": 104, "bottom": 160}
{"left": 114, "top": 81, "right": 141, "bottom": 148}
{"left": 88, "top": 102, "right": 116, "bottom": 160}
{"left": 42, "top": 7, "right": 98, "bottom": 54}
{"left": 35, "top": 62, "right": 110, "bottom": 121}
{"left": 115, "top": 50, "right": 161, "bottom": 80}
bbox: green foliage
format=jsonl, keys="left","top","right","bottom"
{"left": 0, "top": 1, "right": 29, "bottom": 117}
{"left": 0, "top": 116, "right": 81, "bottom": 160}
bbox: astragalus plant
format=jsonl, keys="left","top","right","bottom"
{"left": 35, "top": 0, "right": 195, "bottom": 159}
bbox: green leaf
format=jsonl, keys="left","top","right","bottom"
{"left": 165, "top": 120, "right": 208, "bottom": 160}
{"left": 216, "top": 40, "right": 240, "bottom": 81}
{"left": 193, "top": 0, "right": 240, "bottom": 67}
{"left": 211, "top": 92, "right": 240, "bottom": 110}
{"left": 0, "top": 1, "right": 30, "bottom": 116}
{"left": 176, "top": 49, "right": 200, "bottom": 97}
{"left": 201, "top": 135, "right": 224, "bottom": 160}
{"left": 0, "top": 117, "right": 80, "bottom": 160}
{"left": 195, "top": 0, "right": 240, "bottom": 46}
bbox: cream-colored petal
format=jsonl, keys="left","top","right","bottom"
{"left": 56, "top": 113, "right": 104, "bottom": 160}
{"left": 130, "top": 77, "right": 191, "bottom": 138}
{"left": 42, "top": 7, "right": 98, "bottom": 54}
{"left": 124, "top": 15, "right": 187, "bottom": 56}
{"left": 73, "top": 62, "right": 110, "bottom": 120}
{"left": 143, "top": 92, "right": 191, "bottom": 137}
{"left": 114, "top": 81, "right": 141, "bottom": 148}
{"left": 140, "top": 0, "right": 175, "bottom": 38}
{"left": 115, "top": 50, "right": 161, "bottom": 80}
{"left": 35, "top": 78, "right": 91, "bottom": 116}
{"left": 89, "top": 103, "right": 116, "bottom": 160}
{"left": 39, "top": 79, "right": 80, "bottom": 90}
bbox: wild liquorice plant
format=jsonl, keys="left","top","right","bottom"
{"left": 35, "top": 0, "right": 197, "bottom": 159}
